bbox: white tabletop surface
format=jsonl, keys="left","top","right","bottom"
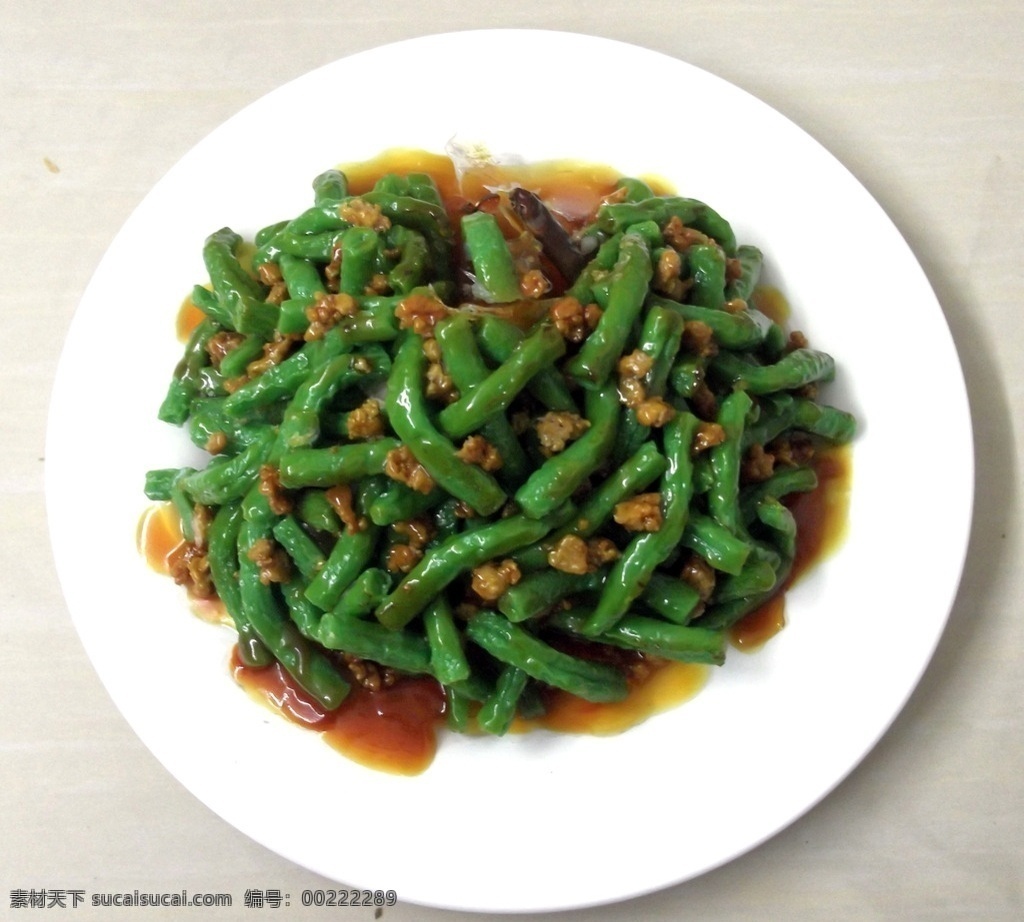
{"left": 3, "top": 2, "right": 1022, "bottom": 919}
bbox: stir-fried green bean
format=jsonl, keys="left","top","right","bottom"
{"left": 145, "top": 152, "right": 857, "bottom": 752}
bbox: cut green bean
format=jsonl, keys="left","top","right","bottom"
{"left": 466, "top": 610, "right": 628, "bottom": 703}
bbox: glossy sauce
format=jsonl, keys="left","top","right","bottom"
{"left": 176, "top": 293, "right": 205, "bottom": 341}
{"left": 144, "top": 150, "right": 853, "bottom": 773}
{"left": 231, "top": 651, "right": 445, "bottom": 776}
{"left": 524, "top": 661, "right": 710, "bottom": 736}
{"left": 730, "top": 444, "right": 852, "bottom": 650}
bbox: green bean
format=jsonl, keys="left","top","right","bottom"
{"left": 295, "top": 489, "right": 343, "bottom": 536}
{"left": 221, "top": 327, "right": 348, "bottom": 417}
{"left": 713, "top": 556, "right": 778, "bottom": 604}
{"left": 218, "top": 334, "right": 266, "bottom": 380}
{"left": 360, "top": 190, "right": 454, "bottom": 281}
{"left": 338, "top": 225, "right": 380, "bottom": 296}
{"left": 302, "top": 481, "right": 383, "bottom": 611}
{"left": 461, "top": 210, "right": 521, "bottom": 303}
{"left": 465, "top": 610, "right": 628, "bottom": 703}
{"left": 206, "top": 501, "right": 273, "bottom": 667}
{"left": 681, "top": 512, "right": 752, "bottom": 576}
{"left": 614, "top": 303, "right": 684, "bottom": 463}
{"left": 237, "top": 519, "right": 349, "bottom": 710}
{"left": 312, "top": 168, "right": 348, "bottom": 205}
{"left": 367, "top": 481, "right": 442, "bottom": 526}
{"left": 594, "top": 195, "right": 738, "bottom": 256}
{"left": 514, "top": 383, "right": 620, "bottom": 519}
{"left": 739, "top": 466, "right": 818, "bottom": 526}
{"left": 639, "top": 573, "right": 704, "bottom": 625}
{"left": 476, "top": 665, "right": 529, "bottom": 735}
{"left": 551, "top": 609, "right": 726, "bottom": 665}
{"left": 649, "top": 293, "right": 775, "bottom": 351}
{"left": 669, "top": 354, "right": 706, "bottom": 398}
{"left": 318, "top": 612, "right": 432, "bottom": 675}
{"left": 706, "top": 390, "right": 754, "bottom": 534}
{"left": 434, "top": 313, "right": 531, "bottom": 488}
{"left": 724, "top": 244, "right": 763, "bottom": 302}
{"left": 423, "top": 595, "right": 471, "bottom": 685}
{"left": 473, "top": 315, "right": 578, "bottom": 413}
{"left": 498, "top": 568, "right": 603, "bottom": 622}
{"left": 278, "top": 353, "right": 371, "bottom": 450}
{"left": 158, "top": 317, "right": 218, "bottom": 425}
{"left": 187, "top": 398, "right": 275, "bottom": 455}
{"left": 278, "top": 253, "right": 324, "bottom": 302}
{"left": 614, "top": 176, "right": 656, "bottom": 202}
{"left": 580, "top": 411, "right": 699, "bottom": 636}
{"left": 265, "top": 227, "right": 346, "bottom": 262}
{"left": 272, "top": 515, "right": 326, "bottom": 580}
{"left": 385, "top": 333, "right": 507, "bottom": 516}
{"left": 332, "top": 567, "right": 393, "bottom": 620}
{"left": 280, "top": 575, "right": 325, "bottom": 641}
{"left": 436, "top": 323, "right": 566, "bottom": 439}
{"left": 203, "top": 228, "right": 278, "bottom": 337}
{"left": 712, "top": 348, "right": 836, "bottom": 394}
{"left": 567, "top": 232, "right": 622, "bottom": 305}
{"left": 571, "top": 441, "right": 668, "bottom": 537}
{"left": 144, "top": 467, "right": 184, "bottom": 502}
{"left": 387, "top": 225, "right": 430, "bottom": 294}
{"left": 513, "top": 440, "right": 668, "bottom": 571}
{"left": 565, "top": 230, "right": 653, "bottom": 387}
{"left": 445, "top": 685, "right": 474, "bottom": 732}
{"left": 278, "top": 439, "right": 400, "bottom": 488}
{"left": 375, "top": 508, "right": 568, "bottom": 630}
{"left": 179, "top": 428, "right": 276, "bottom": 505}
{"left": 792, "top": 398, "right": 857, "bottom": 443}
{"left": 687, "top": 243, "right": 728, "bottom": 310}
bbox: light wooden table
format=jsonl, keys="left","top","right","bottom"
{"left": 3, "top": 2, "right": 1021, "bottom": 919}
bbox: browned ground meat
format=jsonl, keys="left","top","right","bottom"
{"left": 383, "top": 444, "right": 435, "bottom": 494}
{"left": 245, "top": 537, "right": 291, "bottom": 585}
{"left": 205, "top": 330, "right": 246, "bottom": 367}
{"left": 663, "top": 215, "right": 710, "bottom": 251}
{"left": 394, "top": 292, "right": 450, "bottom": 336}
{"left": 613, "top": 493, "right": 664, "bottom": 532}
{"left": 342, "top": 652, "right": 396, "bottom": 691}
{"left": 635, "top": 396, "right": 676, "bottom": 428}
{"left": 535, "top": 411, "right": 590, "bottom": 456}
{"left": 471, "top": 559, "right": 522, "bottom": 601}
{"left": 304, "top": 293, "right": 358, "bottom": 341}
{"left": 385, "top": 543, "right": 423, "bottom": 574}
{"left": 258, "top": 464, "right": 293, "bottom": 515}
{"left": 345, "top": 398, "right": 385, "bottom": 440}
{"left": 549, "top": 295, "right": 602, "bottom": 343}
{"left": 693, "top": 421, "right": 727, "bottom": 454}
{"left": 170, "top": 543, "right": 215, "bottom": 599}
{"left": 324, "top": 483, "right": 366, "bottom": 533}
{"left": 680, "top": 553, "right": 716, "bottom": 601}
{"left": 338, "top": 198, "right": 391, "bottom": 232}
{"left": 546, "top": 534, "right": 621, "bottom": 574}
{"left": 455, "top": 435, "right": 503, "bottom": 471}
{"left": 681, "top": 320, "right": 718, "bottom": 359}
{"left": 256, "top": 261, "right": 288, "bottom": 305}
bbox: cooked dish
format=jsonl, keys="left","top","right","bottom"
{"left": 143, "top": 149, "right": 856, "bottom": 772}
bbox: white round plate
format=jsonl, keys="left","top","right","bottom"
{"left": 46, "top": 30, "right": 973, "bottom": 913}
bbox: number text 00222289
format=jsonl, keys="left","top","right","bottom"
{"left": 301, "top": 889, "right": 398, "bottom": 908}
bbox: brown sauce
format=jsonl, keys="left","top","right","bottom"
{"left": 523, "top": 661, "right": 710, "bottom": 736}
{"left": 231, "top": 651, "right": 445, "bottom": 776}
{"left": 176, "top": 293, "right": 205, "bottom": 342}
{"left": 145, "top": 150, "right": 854, "bottom": 773}
{"left": 729, "top": 443, "right": 852, "bottom": 651}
